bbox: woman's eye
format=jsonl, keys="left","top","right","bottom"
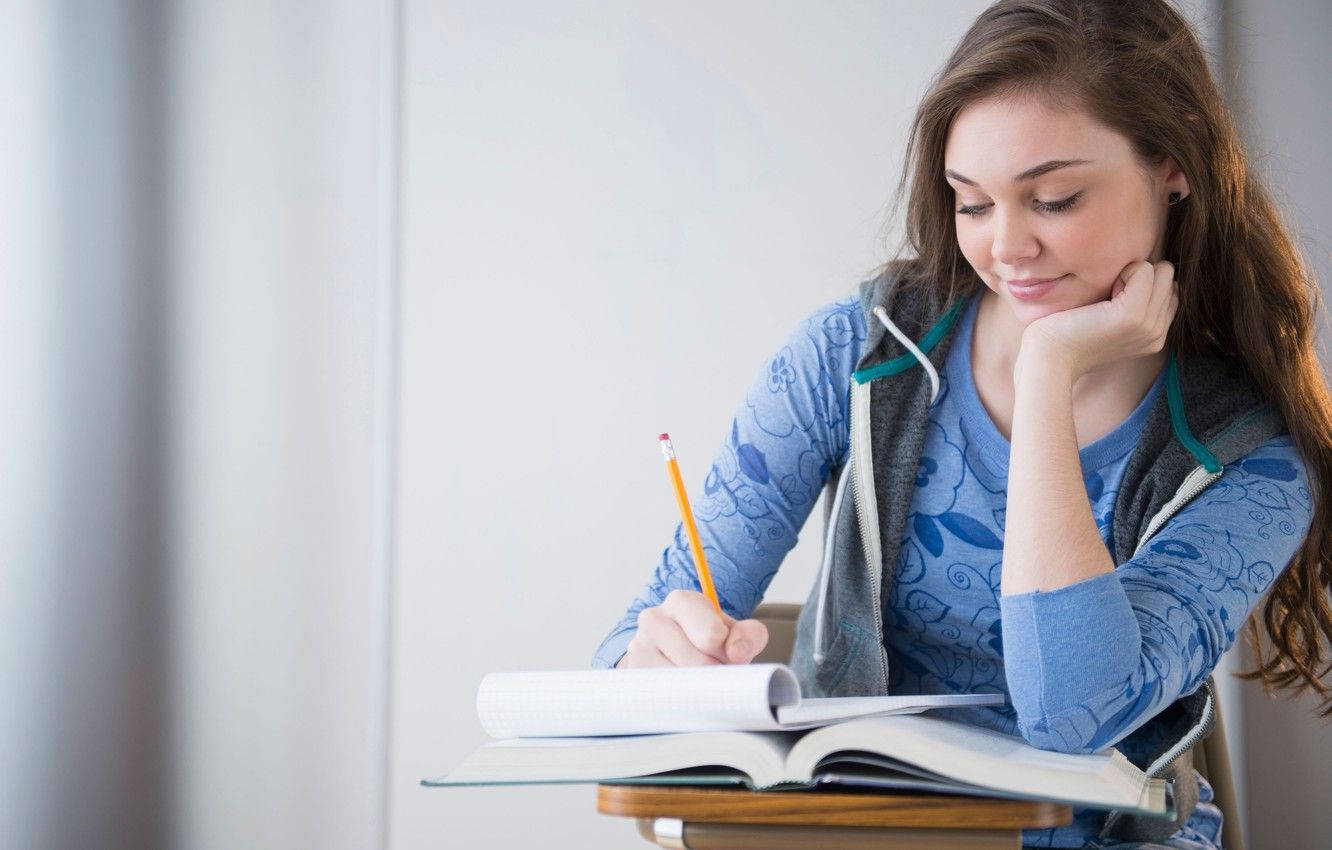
{"left": 1037, "top": 191, "right": 1082, "bottom": 213}
{"left": 955, "top": 191, "right": 1083, "bottom": 218}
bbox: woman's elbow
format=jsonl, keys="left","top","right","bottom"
{"left": 1013, "top": 716, "right": 1102, "bottom": 754}
{"left": 1006, "top": 656, "right": 1157, "bottom": 754}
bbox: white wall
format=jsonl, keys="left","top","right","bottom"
{"left": 1, "top": 4, "right": 63, "bottom": 848}
{"left": 164, "top": 2, "right": 397, "bottom": 848}
{"left": 2, "top": 3, "right": 171, "bottom": 846}
{"left": 5, "top": 2, "right": 402, "bottom": 847}
{"left": 390, "top": 2, "right": 991, "bottom": 847}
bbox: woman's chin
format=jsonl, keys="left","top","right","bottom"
{"left": 997, "top": 283, "right": 1106, "bottom": 326}
{"left": 998, "top": 294, "right": 1078, "bottom": 327}
{"left": 980, "top": 277, "right": 1104, "bottom": 326}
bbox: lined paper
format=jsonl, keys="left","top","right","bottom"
{"left": 476, "top": 664, "right": 799, "bottom": 738}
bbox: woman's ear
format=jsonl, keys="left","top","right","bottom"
{"left": 1162, "top": 156, "right": 1190, "bottom": 203}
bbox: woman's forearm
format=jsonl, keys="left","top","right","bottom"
{"left": 1001, "top": 351, "right": 1115, "bottom": 596}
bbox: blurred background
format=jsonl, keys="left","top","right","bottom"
{"left": 2, "top": 1, "right": 1327, "bottom": 848}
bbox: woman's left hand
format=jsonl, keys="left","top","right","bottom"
{"left": 1018, "top": 259, "right": 1179, "bottom": 382}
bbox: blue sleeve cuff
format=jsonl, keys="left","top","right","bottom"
{"left": 591, "top": 626, "right": 636, "bottom": 669}
{"left": 1000, "top": 571, "right": 1140, "bottom": 721}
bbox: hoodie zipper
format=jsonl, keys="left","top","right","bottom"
{"left": 1132, "top": 465, "right": 1224, "bottom": 558}
{"left": 849, "top": 378, "right": 890, "bottom": 688}
{"left": 1146, "top": 679, "right": 1215, "bottom": 779}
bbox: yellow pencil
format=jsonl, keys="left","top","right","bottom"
{"left": 658, "top": 433, "right": 723, "bottom": 615}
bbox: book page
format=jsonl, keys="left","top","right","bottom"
{"left": 426, "top": 730, "right": 798, "bottom": 789}
{"left": 475, "top": 663, "right": 800, "bottom": 738}
{"left": 777, "top": 692, "right": 1005, "bottom": 726}
{"left": 785, "top": 714, "right": 1166, "bottom": 815}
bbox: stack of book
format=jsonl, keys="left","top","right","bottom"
{"left": 424, "top": 662, "right": 1172, "bottom": 820}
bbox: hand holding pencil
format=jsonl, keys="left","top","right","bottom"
{"left": 615, "top": 434, "right": 769, "bottom": 669}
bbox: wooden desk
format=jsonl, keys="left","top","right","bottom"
{"left": 597, "top": 784, "right": 1072, "bottom": 850}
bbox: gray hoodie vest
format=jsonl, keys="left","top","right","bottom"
{"left": 789, "top": 266, "right": 1285, "bottom": 842}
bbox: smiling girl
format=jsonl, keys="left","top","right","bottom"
{"left": 593, "top": 1, "right": 1332, "bottom": 847}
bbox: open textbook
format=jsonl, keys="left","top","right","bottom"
{"left": 423, "top": 663, "right": 1172, "bottom": 818}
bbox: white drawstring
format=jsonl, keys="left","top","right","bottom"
{"left": 873, "top": 305, "right": 941, "bottom": 405}
{"left": 813, "top": 305, "right": 941, "bottom": 667}
{"left": 811, "top": 463, "right": 852, "bottom": 665}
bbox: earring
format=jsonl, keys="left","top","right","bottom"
{"left": 1168, "top": 191, "right": 1184, "bottom": 205}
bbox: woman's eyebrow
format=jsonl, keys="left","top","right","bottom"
{"left": 944, "top": 159, "right": 1093, "bottom": 186}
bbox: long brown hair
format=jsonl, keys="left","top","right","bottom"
{"left": 882, "top": 0, "right": 1332, "bottom": 714}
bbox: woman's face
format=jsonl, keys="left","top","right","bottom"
{"left": 943, "top": 92, "right": 1187, "bottom": 326}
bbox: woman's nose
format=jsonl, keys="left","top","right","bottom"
{"left": 990, "top": 210, "right": 1039, "bottom": 266}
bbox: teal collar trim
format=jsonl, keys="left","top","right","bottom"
{"left": 1166, "top": 351, "right": 1223, "bottom": 473}
{"left": 851, "top": 300, "right": 966, "bottom": 385}
{"left": 851, "top": 304, "right": 1222, "bottom": 474}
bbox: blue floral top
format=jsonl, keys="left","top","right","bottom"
{"left": 594, "top": 293, "right": 1313, "bottom": 849}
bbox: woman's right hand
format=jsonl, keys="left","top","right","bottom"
{"left": 616, "top": 589, "right": 769, "bottom": 668}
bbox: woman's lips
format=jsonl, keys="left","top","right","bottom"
{"left": 1006, "top": 274, "right": 1068, "bottom": 301}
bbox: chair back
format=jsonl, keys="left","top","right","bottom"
{"left": 751, "top": 602, "right": 801, "bottom": 665}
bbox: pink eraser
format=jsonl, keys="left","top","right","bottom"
{"left": 658, "top": 433, "right": 671, "bottom": 441}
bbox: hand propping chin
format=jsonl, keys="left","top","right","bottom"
{"left": 1021, "top": 259, "right": 1178, "bottom": 379}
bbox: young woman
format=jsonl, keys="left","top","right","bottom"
{"left": 593, "top": 1, "right": 1332, "bottom": 846}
